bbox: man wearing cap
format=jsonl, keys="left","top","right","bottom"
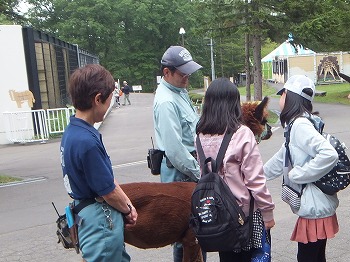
{"left": 122, "top": 80, "right": 131, "bottom": 105}
{"left": 153, "top": 46, "right": 204, "bottom": 262}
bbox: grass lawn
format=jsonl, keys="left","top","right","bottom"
{"left": 0, "top": 175, "right": 23, "bottom": 184}
{"left": 313, "top": 83, "right": 350, "bottom": 105}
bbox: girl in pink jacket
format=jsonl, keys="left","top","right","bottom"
{"left": 195, "top": 77, "right": 275, "bottom": 262}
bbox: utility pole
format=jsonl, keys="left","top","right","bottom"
{"left": 209, "top": 38, "right": 215, "bottom": 81}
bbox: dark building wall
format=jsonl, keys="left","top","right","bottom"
{"left": 22, "top": 27, "right": 99, "bottom": 109}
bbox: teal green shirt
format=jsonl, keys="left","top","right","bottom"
{"left": 153, "top": 78, "right": 200, "bottom": 182}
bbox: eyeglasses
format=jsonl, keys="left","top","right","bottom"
{"left": 175, "top": 70, "right": 191, "bottom": 79}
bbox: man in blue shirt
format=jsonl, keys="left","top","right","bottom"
{"left": 153, "top": 46, "right": 204, "bottom": 261}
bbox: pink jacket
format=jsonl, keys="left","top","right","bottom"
{"left": 196, "top": 125, "right": 274, "bottom": 223}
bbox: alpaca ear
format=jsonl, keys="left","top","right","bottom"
{"left": 253, "top": 96, "right": 269, "bottom": 122}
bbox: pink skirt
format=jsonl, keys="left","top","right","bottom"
{"left": 290, "top": 214, "right": 339, "bottom": 244}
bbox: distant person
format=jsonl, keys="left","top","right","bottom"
{"left": 153, "top": 45, "right": 205, "bottom": 262}
{"left": 196, "top": 78, "right": 275, "bottom": 261}
{"left": 60, "top": 64, "right": 137, "bottom": 261}
{"left": 264, "top": 75, "right": 339, "bottom": 262}
{"left": 122, "top": 80, "right": 131, "bottom": 105}
{"left": 114, "top": 81, "right": 121, "bottom": 108}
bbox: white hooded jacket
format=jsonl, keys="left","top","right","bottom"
{"left": 264, "top": 115, "right": 339, "bottom": 218}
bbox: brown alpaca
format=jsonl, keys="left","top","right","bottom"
{"left": 121, "top": 182, "right": 200, "bottom": 261}
{"left": 122, "top": 97, "right": 271, "bottom": 262}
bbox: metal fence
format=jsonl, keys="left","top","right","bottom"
{"left": 3, "top": 108, "right": 75, "bottom": 144}
{"left": 47, "top": 107, "right": 75, "bottom": 134}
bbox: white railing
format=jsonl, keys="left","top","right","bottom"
{"left": 47, "top": 107, "right": 75, "bottom": 134}
{"left": 3, "top": 110, "right": 49, "bottom": 143}
{"left": 3, "top": 107, "right": 75, "bottom": 144}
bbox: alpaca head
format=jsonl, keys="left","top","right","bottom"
{"left": 241, "top": 96, "right": 272, "bottom": 143}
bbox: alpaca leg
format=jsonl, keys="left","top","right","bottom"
{"left": 181, "top": 229, "right": 203, "bottom": 262}
{"left": 182, "top": 244, "right": 203, "bottom": 262}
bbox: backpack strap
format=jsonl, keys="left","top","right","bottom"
{"left": 284, "top": 121, "right": 294, "bottom": 168}
{"left": 306, "top": 116, "right": 324, "bottom": 134}
{"left": 196, "top": 135, "right": 207, "bottom": 170}
{"left": 196, "top": 131, "right": 234, "bottom": 173}
{"left": 284, "top": 118, "right": 307, "bottom": 191}
{"left": 215, "top": 131, "right": 234, "bottom": 172}
{"left": 284, "top": 115, "right": 324, "bottom": 167}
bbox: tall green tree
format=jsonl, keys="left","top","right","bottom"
{"left": 192, "top": 0, "right": 247, "bottom": 78}
{"left": 192, "top": 0, "right": 275, "bottom": 100}
{"left": 25, "top": 0, "right": 203, "bottom": 90}
{"left": 0, "top": 0, "right": 24, "bottom": 24}
{"left": 278, "top": 0, "right": 350, "bottom": 52}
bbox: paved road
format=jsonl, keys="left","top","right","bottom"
{"left": 0, "top": 91, "right": 350, "bottom": 261}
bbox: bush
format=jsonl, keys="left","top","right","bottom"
{"left": 188, "top": 93, "right": 204, "bottom": 103}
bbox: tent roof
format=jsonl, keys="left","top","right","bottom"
{"left": 262, "top": 40, "right": 315, "bottom": 62}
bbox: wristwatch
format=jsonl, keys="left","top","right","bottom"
{"left": 123, "top": 204, "right": 132, "bottom": 216}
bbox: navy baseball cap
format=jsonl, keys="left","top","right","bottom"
{"left": 161, "top": 46, "right": 203, "bottom": 75}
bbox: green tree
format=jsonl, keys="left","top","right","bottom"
{"left": 25, "top": 0, "right": 204, "bottom": 90}
{"left": 285, "top": 0, "right": 350, "bottom": 52}
{"left": 0, "top": 0, "right": 24, "bottom": 24}
{"left": 192, "top": 0, "right": 275, "bottom": 100}
{"left": 259, "top": 0, "right": 350, "bottom": 52}
{"left": 17, "top": 0, "right": 350, "bottom": 95}
{"left": 192, "top": 0, "right": 247, "bottom": 77}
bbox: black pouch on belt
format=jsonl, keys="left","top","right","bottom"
{"left": 147, "top": 149, "right": 164, "bottom": 175}
{"left": 52, "top": 202, "right": 79, "bottom": 253}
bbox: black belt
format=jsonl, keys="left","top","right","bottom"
{"left": 73, "top": 199, "right": 96, "bottom": 214}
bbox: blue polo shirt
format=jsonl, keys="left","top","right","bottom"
{"left": 60, "top": 116, "right": 116, "bottom": 199}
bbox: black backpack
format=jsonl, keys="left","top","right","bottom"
{"left": 286, "top": 117, "right": 350, "bottom": 195}
{"left": 190, "top": 131, "right": 253, "bottom": 252}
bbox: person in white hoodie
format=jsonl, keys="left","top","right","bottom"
{"left": 264, "top": 75, "right": 339, "bottom": 262}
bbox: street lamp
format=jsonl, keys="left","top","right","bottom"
{"left": 179, "top": 27, "right": 185, "bottom": 46}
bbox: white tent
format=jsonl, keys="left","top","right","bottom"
{"left": 262, "top": 40, "right": 315, "bottom": 62}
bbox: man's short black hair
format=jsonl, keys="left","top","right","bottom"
{"left": 160, "top": 65, "right": 176, "bottom": 76}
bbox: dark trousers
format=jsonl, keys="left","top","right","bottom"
{"left": 297, "top": 239, "right": 327, "bottom": 262}
{"left": 219, "top": 249, "right": 253, "bottom": 262}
